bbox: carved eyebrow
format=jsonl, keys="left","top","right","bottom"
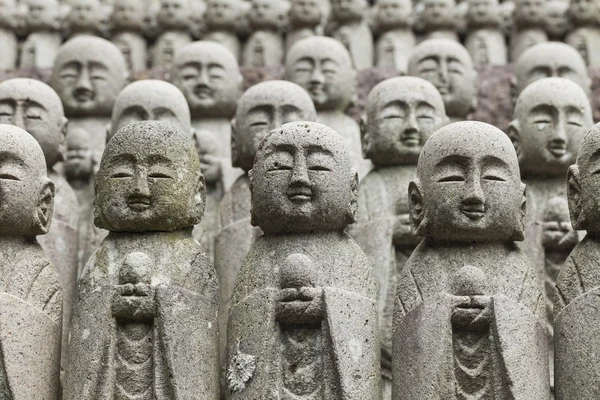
{"left": 481, "top": 155, "right": 510, "bottom": 169}
{"left": 382, "top": 100, "right": 408, "bottom": 110}
{"left": 305, "top": 144, "right": 334, "bottom": 157}
{"left": 89, "top": 61, "right": 108, "bottom": 71}
{"left": 529, "top": 104, "right": 556, "bottom": 115}
{"left": 147, "top": 154, "right": 174, "bottom": 166}
{"left": 207, "top": 62, "right": 225, "bottom": 70}
{"left": 247, "top": 104, "right": 274, "bottom": 115}
{"left": 24, "top": 99, "right": 47, "bottom": 111}
{"left": 417, "top": 55, "right": 439, "bottom": 65}
{"left": 435, "top": 154, "right": 470, "bottom": 167}
{"left": 417, "top": 101, "right": 436, "bottom": 110}
{"left": 60, "top": 61, "right": 81, "bottom": 70}
{"left": 588, "top": 148, "right": 600, "bottom": 165}
{"left": 320, "top": 58, "right": 339, "bottom": 66}
{"left": 0, "top": 151, "right": 25, "bottom": 166}
{"left": 263, "top": 142, "right": 295, "bottom": 157}
{"left": 107, "top": 153, "right": 136, "bottom": 166}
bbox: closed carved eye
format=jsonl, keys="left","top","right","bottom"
{"left": 438, "top": 175, "right": 465, "bottom": 182}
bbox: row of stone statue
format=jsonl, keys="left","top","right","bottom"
{"left": 0, "top": 30, "right": 598, "bottom": 398}
{"left": 2, "top": 0, "right": 600, "bottom": 73}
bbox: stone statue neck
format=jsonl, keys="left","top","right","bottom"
{"left": 0, "top": 235, "right": 38, "bottom": 248}
{"left": 424, "top": 237, "right": 515, "bottom": 251}
{"left": 107, "top": 227, "right": 194, "bottom": 239}
{"left": 261, "top": 230, "right": 346, "bottom": 239}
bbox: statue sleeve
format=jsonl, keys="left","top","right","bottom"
{"left": 554, "top": 253, "right": 586, "bottom": 317}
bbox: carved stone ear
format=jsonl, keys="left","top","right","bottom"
{"left": 510, "top": 76, "right": 518, "bottom": 106}
{"left": 567, "top": 164, "right": 584, "bottom": 230}
{"left": 58, "top": 117, "right": 68, "bottom": 163}
{"left": 408, "top": 180, "right": 424, "bottom": 235}
{"left": 359, "top": 114, "right": 371, "bottom": 159}
{"left": 105, "top": 122, "right": 113, "bottom": 145}
{"left": 507, "top": 120, "right": 521, "bottom": 160}
{"left": 511, "top": 183, "right": 527, "bottom": 241}
{"left": 192, "top": 174, "right": 207, "bottom": 224}
{"left": 35, "top": 180, "right": 55, "bottom": 235}
{"left": 347, "top": 171, "right": 359, "bottom": 224}
{"left": 231, "top": 119, "right": 241, "bottom": 168}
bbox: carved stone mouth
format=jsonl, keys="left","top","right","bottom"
{"left": 460, "top": 204, "right": 486, "bottom": 220}
{"left": 548, "top": 144, "right": 567, "bottom": 158}
{"left": 128, "top": 196, "right": 151, "bottom": 211}
{"left": 288, "top": 188, "right": 313, "bottom": 203}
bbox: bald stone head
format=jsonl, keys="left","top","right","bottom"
{"left": 569, "top": 0, "right": 600, "bottom": 26}
{"left": 157, "top": 0, "right": 190, "bottom": 29}
{"left": 286, "top": 36, "right": 357, "bottom": 112}
{"left": 376, "top": 0, "right": 412, "bottom": 29}
{"left": 514, "top": 0, "right": 546, "bottom": 26}
{"left": 410, "top": 121, "right": 526, "bottom": 242}
{"left": 110, "top": 80, "right": 191, "bottom": 141}
{"left": 331, "top": 0, "right": 368, "bottom": 23}
{"left": 0, "top": 78, "right": 68, "bottom": 169}
{"left": 112, "top": 0, "right": 146, "bottom": 31}
{"left": 0, "top": 124, "right": 55, "bottom": 237}
{"left": 248, "top": 0, "right": 286, "bottom": 29}
{"left": 0, "top": 0, "right": 17, "bottom": 28}
{"left": 170, "top": 41, "right": 242, "bottom": 118}
{"left": 95, "top": 121, "right": 205, "bottom": 232}
{"left": 232, "top": 80, "right": 317, "bottom": 171}
{"left": 68, "top": 0, "right": 102, "bottom": 33}
{"left": 362, "top": 76, "right": 448, "bottom": 166}
{"left": 65, "top": 127, "right": 94, "bottom": 181}
{"left": 51, "top": 36, "right": 129, "bottom": 117}
{"left": 515, "top": 42, "right": 591, "bottom": 97}
{"left": 544, "top": 0, "right": 570, "bottom": 38}
{"left": 467, "top": 0, "right": 500, "bottom": 27}
{"left": 408, "top": 39, "right": 477, "bottom": 120}
{"left": 568, "top": 122, "right": 600, "bottom": 231}
{"left": 289, "top": 0, "right": 322, "bottom": 27}
{"left": 510, "top": 77, "right": 592, "bottom": 177}
{"left": 26, "top": 0, "right": 60, "bottom": 30}
{"left": 205, "top": 0, "right": 239, "bottom": 29}
{"left": 421, "top": 0, "right": 457, "bottom": 32}
{"left": 251, "top": 121, "right": 358, "bottom": 234}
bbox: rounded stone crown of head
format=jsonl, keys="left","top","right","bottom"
{"left": 110, "top": 79, "right": 191, "bottom": 140}
{"left": 0, "top": 78, "right": 68, "bottom": 169}
{"left": 250, "top": 121, "right": 358, "bottom": 234}
{"left": 232, "top": 80, "right": 317, "bottom": 171}
{"left": 94, "top": 121, "right": 205, "bottom": 233}
{"left": 411, "top": 121, "right": 526, "bottom": 243}
{"left": 51, "top": 36, "right": 129, "bottom": 117}
{"left": 170, "top": 40, "right": 242, "bottom": 117}
{"left": 0, "top": 124, "right": 55, "bottom": 237}
{"left": 515, "top": 42, "right": 591, "bottom": 97}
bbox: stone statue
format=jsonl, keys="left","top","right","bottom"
{"left": 152, "top": 0, "right": 193, "bottom": 68}
{"left": 226, "top": 121, "right": 381, "bottom": 399}
{"left": 67, "top": 0, "right": 104, "bottom": 38}
{"left": 565, "top": 0, "right": 600, "bottom": 67}
{"left": 510, "top": 0, "right": 548, "bottom": 62}
{"left": 465, "top": 0, "right": 507, "bottom": 66}
{"left": 111, "top": 0, "right": 148, "bottom": 73}
{"left": 421, "top": 0, "right": 459, "bottom": 41}
{"left": 0, "top": 124, "right": 62, "bottom": 400}
{"left": 63, "top": 121, "right": 220, "bottom": 399}
{"left": 286, "top": 0, "right": 323, "bottom": 51}
{"left": 509, "top": 77, "right": 593, "bottom": 388}
{"left": 330, "top": 0, "right": 374, "bottom": 70}
{"left": 513, "top": 42, "right": 591, "bottom": 101}
{"left": 0, "top": 0, "right": 18, "bottom": 71}
{"left": 20, "top": 0, "right": 63, "bottom": 69}
{"left": 554, "top": 122, "right": 600, "bottom": 399}
{"left": 374, "top": 0, "right": 415, "bottom": 74}
{"left": 242, "top": 0, "right": 286, "bottom": 68}
{"left": 0, "top": 78, "right": 80, "bottom": 373}
{"left": 499, "top": 0, "right": 515, "bottom": 38}
{"left": 171, "top": 41, "right": 244, "bottom": 190}
{"left": 352, "top": 76, "right": 448, "bottom": 399}
{"left": 204, "top": 0, "right": 242, "bottom": 61}
{"left": 285, "top": 36, "right": 372, "bottom": 178}
{"left": 408, "top": 39, "right": 478, "bottom": 123}
{"left": 545, "top": 0, "right": 570, "bottom": 41}
{"left": 51, "top": 36, "right": 129, "bottom": 166}
{"left": 392, "top": 121, "right": 549, "bottom": 399}
{"left": 216, "top": 80, "right": 317, "bottom": 382}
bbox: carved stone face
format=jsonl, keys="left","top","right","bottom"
{"left": 171, "top": 41, "right": 242, "bottom": 118}
{"left": 0, "top": 79, "right": 68, "bottom": 169}
{"left": 205, "top": 0, "right": 237, "bottom": 29}
{"left": 0, "top": 0, "right": 17, "bottom": 28}
{"left": 408, "top": 39, "right": 477, "bottom": 119}
{"left": 514, "top": 0, "right": 545, "bottom": 25}
{"left": 422, "top": 0, "right": 456, "bottom": 30}
{"left": 331, "top": 0, "right": 367, "bottom": 23}
{"left": 110, "top": 80, "right": 191, "bottom": 141}
{"left": 51, "top": 37, "right": 128, "bottom": 117}
{"left": 232, "top": 80, "right": 317, "bottom": 172}
{"left": 362, "top": 77, "right": 447, "bottom": 166}
{"left": 376, "top": 0, "right": 412, "bottom": 29}
{"left": 112, "top": 0, "right": 146, "bottom": 31}
{"left": 511, "top": 77, "right": 592, "bottom": 177}
{"left": 26, "top": 0, "right": 60, "bottom": 30}
{"left": 249, "top": 0, "right": 283, "bottom": 28}
{"left": 285, "top": 37, "right": 356, "bottom": 112}
{"left": 94, "top": 121, "right": 205, "bottom": 232}
{"left": 65, "top": 127, "right": 94, "bottom": 181}
{"left": 0, "top": 124, "right": 54, "bottom": 236}
{"left": 251, "top": 122, "right": 358, "bottom": 234}
{"left": 68, "top": 0, "right": 101, "bottom": 32}
{"left": 157, "top": 0, "right": 189, "bottom": 29}
{"left": 467, "top": 0, "right": 499, "bottom": 27}
{"left": 515, "top": 42, "right": 590, "bottom": 97}
{"left": 411, "top": 121, "right": 525, "bottom": 242}
{"left": 545, "top": 1, "right": 569, "bottom": 38}
{"left": 289, "top": 0, "right": 322, "bottom": 26}
{"left": 569, "top": 0, "right": 600, "bottom": 26}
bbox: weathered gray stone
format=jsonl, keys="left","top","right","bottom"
{"left": 20, "top": 0, "right": 62, "bottom": 69}
{"left": 465, "top": 0, "right": 507, "bottom": 66}
{"left": 0, "top": 0, "right": 18, "bottom": 71}
{"left": 66, "top": 0, "right": 104, "bottom": 38}
{"left": 0, "top": 124, "right": 62, "bottom": 400}
{"left": 392, "top": 121, "right": 549, "bottom": 399}
{"left": 554, "top": 121, "right": 600, "bottom": 399}
{"left": 544, "top": 0, "right": 570, "bottom": 41}
{"left": 151, "top": 0, "right": 193, "bottom": 68}
{"left": 421, "top": 0, "right": 460, "bottom": 41}
{"left": 226, "top": 121, "right": 380, "bottom": 399}
{"left": 286, "top": 36, "right": 372, "bottom": 179}
{"left": 565, "top": 0, "right": 600, "bottom": 67}
{"left": 330, "top": 0, "right": 374, "bottom": 70}
{"left": 204, "top": 0, "right": 242, "bottom": 61}
{"left": 171, "top": 40, "right": 244, "bottom": 190}
{"left": 63, "top": 121, "right": 219, "bottom": 399}
{"left": 111, "top": 0, "right": 148, "bottom": 73}
{"left": 352, "top": 76, "right": 448, "bottom": 399}
{"left": 408, "top": 39, "right": 478, "bottom": 122}
{"left": 510, "top": 0, "right": 548, "bottom": 61}
{"left": 286, "top": 0, "right": 323, "bottom": 51}
{"left": 373, "top": 0, "right": 415, "bottom": 74}
{"left": 242, "top": 0, "right": 286, "bottom": 68}
{"left": 0, "top": 78, "right": 79, "bottom": 375}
